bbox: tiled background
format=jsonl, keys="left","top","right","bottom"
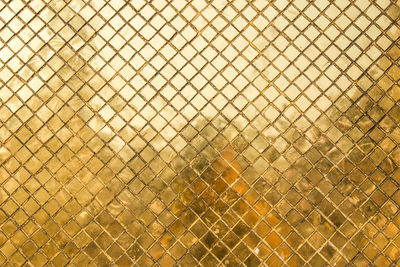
{"left": 0, "top": 0, "right": 399, "bottom": 265}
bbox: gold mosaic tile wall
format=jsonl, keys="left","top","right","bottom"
{"left": 0, "top": 0, "right": 400, "bottom": 265}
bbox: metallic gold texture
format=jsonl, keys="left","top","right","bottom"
{"left": 0, "top": 0, "right": 400, "bottom": 266}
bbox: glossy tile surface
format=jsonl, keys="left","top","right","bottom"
{"left": 0, "top": 0, "right": 400, "bottom": 265}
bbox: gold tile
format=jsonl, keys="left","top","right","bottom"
{"left": 0, "top": 0, "right": 400, "bottom": 265}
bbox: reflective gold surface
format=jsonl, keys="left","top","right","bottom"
{"left": 0, "top": 0, "right": 400, "bottom": 265}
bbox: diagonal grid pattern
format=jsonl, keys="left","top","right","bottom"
{"left": 0, "top": 0, "right": 399, "bottom": 266}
